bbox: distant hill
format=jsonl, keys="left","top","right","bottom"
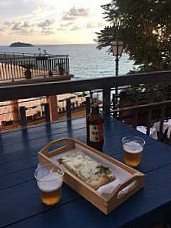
{"left": 10, "top": 42, "right": 33, "bottom": 47}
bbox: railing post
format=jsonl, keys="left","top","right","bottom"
{"left": 159, "top": 104, "right": 165, "bottom": 134}
{"left": 19, "top": 106, "right": 27, "bottom": 127}
{"left": 146, "top": 107, "right": 152, "bottom": 135}
{"left": 103, "top": 88, "right": 111, "bottom": 116}
{"left": 112, "top": 93, "right": 117, "bottom": 118}
{"left": 10, "top": 99, "right": 19, "bottom": 123}
{"left": 90, "top": 90, "right": 93, "bottom": 102}
{"left": 43, "top": 103, "right": 50, "bottom": 123}
{"left": 66, "top": 98, "right": 71, "bottom": 119}
{"left": 46, "top": 95, "right": 58, "bottom": 122}
{"left": 86, "top": 97, "right": 91, "bottom": 115}
{"left": 133, "top": 108, "right": 138, "bottom": 128}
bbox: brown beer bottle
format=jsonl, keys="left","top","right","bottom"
{"left": 87, "top": 103, "right": 104, "bottom": 151}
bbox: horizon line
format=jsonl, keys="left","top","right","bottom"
{"left": 0, "top": 42, "right": 97, "bottom": 47}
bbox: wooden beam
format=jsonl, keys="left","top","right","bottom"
{"left": 46, "top": 95, "right": 58, "bottom": 122}
{"left": 103, "top": 88, "right": 111, "bottom": 116}
{"left": 0, "top": 71, "right": 171, "bottom": 101}
{"left": 10, "top": 99, "right": 19, "bottom": 122}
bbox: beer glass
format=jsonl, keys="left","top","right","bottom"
{"left": 122, "top": 136, "right": 145, "bottom": 167}
{"left": 34, "top": 164, "right": 64, "bottom": 205}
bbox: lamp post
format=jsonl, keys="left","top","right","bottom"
{"left": 111, "top": 41, "right": 124, "bottom": 117}
{"left": 111, "top": 40, "right": 124, "bottom": 76}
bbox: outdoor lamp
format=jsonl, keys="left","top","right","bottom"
{"left": 111, "top": 40, "right": 124, "bottom": 57}
{"left": 111, "top": 40, "right": 124, "bottom": 76}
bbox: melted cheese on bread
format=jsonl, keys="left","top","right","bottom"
{"left": 59, "top": 151, "right": 115, "bottom": 189}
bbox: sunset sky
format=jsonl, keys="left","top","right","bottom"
{"left": 0, "top": 0, "right": 109, "bottom": 45}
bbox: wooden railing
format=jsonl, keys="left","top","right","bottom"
{"left": 0, "top": 52, "right": 69, "bottom": 81}
{"left": 0, "top": 70, "right": 171, "bottom": 142}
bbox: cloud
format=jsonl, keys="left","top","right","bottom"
{"left": 11, "top": 21, "right": 33, "bottom": 31}
{"left": 4, "top": 21, "right": 13, "bottom": 26}
{"left": 71, "top": 26, "right": 82, "bottom": 31}
{"left": 57, "top": 27, "right": 66, "bottom": 31}
{"left": 57, "top": 22, "right": 75, "bottom": 31}
{"left": 11, "top": 22, "right": 23, "bottom": 31}
{"left": 13, "top": 28, "right": 35, "bottom": 36}
{"left": 86, "top": 22, "right": 104, "bottom": 29}
{"left": 37, "top": 19, "right": 55, "bottom": 35}
{"left": 2, "top": 18, "right": 56, "bottom": 37}
{"left": 0, "top": 0, "right": 40, "bottom": 20}
{"left": 32, "top": 5, "right": 52, "bottom": 16}
{"left": 62, "top": 15, "right": 76, "bottom": 21}
{"left": 62, "top": 7, "right": 90, "bottom": 21}
{"left": 38, "top": 19, "right": 55, "bottom": 28}
{"left": 67, "top": 7, "right": 90, "bottom": 17}
{"left": 3, "top": 20, "right": 36, "bottom": 36}
{"left": 23, "top": 22, "right": 30, "bottom": 28}
{"left": 41, "top": 27, "right": 54, "bottom": 35}
{"left": 63, "top": 22, "right": 73, "bottom": 27}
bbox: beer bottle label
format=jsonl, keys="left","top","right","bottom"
{"left": 89, "top": 124, "right": 103, "bottom": 142}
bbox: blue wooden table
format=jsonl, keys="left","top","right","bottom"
{"left": 0, "top": 117, "right": 171, "bottom": 228}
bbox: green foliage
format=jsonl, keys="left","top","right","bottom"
{"left": 21, "top": 63, "right": 35, "bottom": 70}
{"left": 96, "top": 0, "right": 171, "bottom": 72}
{"left": 122, "top": 83, "right": 169, "bottom": 102}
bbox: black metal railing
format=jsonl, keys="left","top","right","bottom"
{"left": 0, "top": 94, "right": 87, "bottom": 130}
{"left": 0, "top": 52, "right": 69, "bottom": 81}
{"left": 0, "top": 71, "right": 171, "bottom": 143}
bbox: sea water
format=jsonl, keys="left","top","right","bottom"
{"left": 0, "top": 44, "right": 134, "bottom": 79}
{"left": 0, "top": 44, "right": 134, "bottom": 122}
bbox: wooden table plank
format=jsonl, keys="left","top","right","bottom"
{"left": 2, "top": 175, "right": 171, "bottom": 228}
{"left": 0, "top": 130, "right": 161, "bottom": 178}
{"left": 114, "top": 142, "right": 171, "bottom": 173}
{"left": 1, "top": 161, "right": 171, "bottom": 228}
{"left": 0, "top": 182, "right": 80, "bottom": 228}
{"left": 0, "top": 118, "right": 157, "bottom": 165}
{"left": 0, "top": 117, "right": 86, "bottom": 148}
{"left": 0, "top": 139, "right": 170, "bottom": 190}
{"left": 0, "top": 167, "right": 35, "bottom": 190}
{"left": 0, "top": 117, "right": 156, "bottom": 151}
{"left": 0, "top": 141, "right": 168, "bottom": 192}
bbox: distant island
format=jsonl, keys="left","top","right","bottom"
{"left": 10, "top": 42, "right": 33, "bottom": 47}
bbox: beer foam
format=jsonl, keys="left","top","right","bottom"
{"left": 37, "top": 173, "right": 63, "bottom": 192}
{"left": 123, "top": 141, "right": 143, "bottom": 153}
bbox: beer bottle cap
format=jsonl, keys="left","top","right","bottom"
{"left": 91, "top": 102, "right": 99, "bottom": 113}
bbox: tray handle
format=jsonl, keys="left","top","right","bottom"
{"left": 110, "top": 173, "right": 145, "bottom": 201}
{"left": 40, "top": 138, "right": 74, "bottom": 157}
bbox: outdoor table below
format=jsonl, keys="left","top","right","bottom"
{"left": 0, "top": 117, "right": 171, "bottom": 228}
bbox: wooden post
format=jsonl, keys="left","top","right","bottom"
{"left": 133, "top": 108, "right": 138, "bottom": 128}
{"left": 10, "top": 99, "right": 19, "bottom": 123}
{"left": 42, "top": 103, "right": 50, "bottom": 122}
{"left": 147, "top": 107, "right": 152, "bottom": 135}
{"left": 159, "top": 104, "right": 165, "bottom": 134}
{"left": 19, "top": 106, "right": 27, "bottom": 126}
{"left": 46, "top": 95, "right": 58, "bottom": 122}
{"left": 103, "top": 88, "right": 111, "bottom": 116}
{"left": 66, "top": 98, "right": 71, "bottom": 119}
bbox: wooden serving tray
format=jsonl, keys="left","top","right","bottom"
{"left": 38, "top": 138, "right": 145, "bottom": 214}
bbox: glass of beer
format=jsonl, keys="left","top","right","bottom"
{"left": 34, "top": 164, "right": 64, "bottom": 206}
{"left": 122, "top": 136, "right": 145, "bottom": 167}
